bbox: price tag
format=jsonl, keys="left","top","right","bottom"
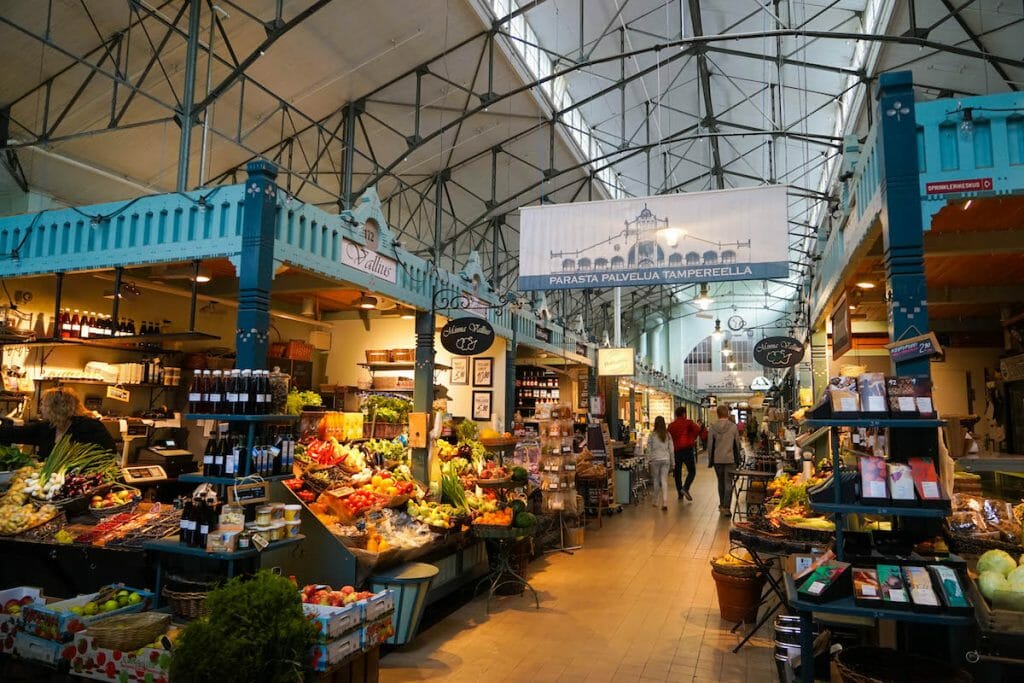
{"left": 861, "top": 585, "right": 877, "bottom": 596}
{"left": 898, "top": 397, "right": 916, "bottom": 411}
{"left": 106, "top": 386, "right": 131, "bottom": 403}
{"left": 251, "top": 533, "right": 270, "bottom": 551}
{"left": 921, "top": 481, "right": 940, "bottom": 499}
{"left": 794, "top": 556, "right": 814, "bottom": 574}
{"left": 867, "top": 481, "right": 886, "bottom": 498}
{"left": 866, "top": 396, "right": 885, "bottom": 412}
{"left": 839, "top": 397, "right": 858, "bottom": 412}
{"left": 806, "top": 581, "right": 826, "bottom": 595}
{"left": 915, "top": 397, "right": 934, "bottom": 414}
{"left": 228, "top": 482, "right": 269, "bottom": 506}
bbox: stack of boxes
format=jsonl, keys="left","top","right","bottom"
{"left": 305, "top": 589, "right": 395, "bottom": 672}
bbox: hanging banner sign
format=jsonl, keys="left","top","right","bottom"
{"left": 341, "top": 238, "right": 397, "bottom": 284}
{"left": 597, "top": 348, "right": 635, "bottom": 376}
{"left": 535, "top": 325, "right": 552, "bottom": 343}
{"left": 886, "top": 332, "right": 942, "bottom": 364}
{"left": 517, "top": 186, "right": 789, "bottom": 290}
{"left": 753, "top": 336, "right": 805, "bottom": 368}
{"left": 440, "top": 317, "right": 495, "bottom": 356}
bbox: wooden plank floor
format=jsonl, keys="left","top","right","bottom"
{"left": 381, "top": 458, "right": 779, "bottom": 682}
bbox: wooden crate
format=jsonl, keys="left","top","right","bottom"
{"left": 968, "top": 576, "right": 1024, "bottom": 634}
{"left": 310, "top": 645, "right": 380, "bottom": 683}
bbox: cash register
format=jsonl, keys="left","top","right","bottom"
{"left": 128, "top": 427, "right": 197, "bottom": 479}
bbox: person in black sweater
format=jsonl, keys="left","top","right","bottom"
{"left": 0, "top": 387, "right": 116, "bottom": 457}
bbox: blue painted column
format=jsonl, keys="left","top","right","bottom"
{"left": 235, "top": 161, "right": 278, "bottom": 370}
{"left": 876, "top": 72, "right": 931, "bottom": 378}
{"left": 876, "top": 74, "right": 938, "bottom": 464}
{"left": 504, "top": 329, "right": 517, "bottom": 431}
{"left": 411, "top": 309, "right": 434, "bottom": 484}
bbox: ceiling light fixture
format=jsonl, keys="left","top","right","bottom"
{"left": 399, "top": 308, "right": 416, "bottom": 320}
{"left": 727, "top": 361, "right": 736, "bottom": 370}
{"left": 963, "top": 199, "right": 973, "bottom": 210}
{"left": 712, "top": 318, "right": 723, "bottom": 340}
{"left": 959, "top": 107, "right": 974, "bottom": 140}
{"left": 721, "top": 340, "right": 733, "bottom": 357}
{"left": 694, "top": 282, "right": 714, "bottom": 310}
{"left": 855, "top": 281, "right": 876, "bottom": 290}
{"left": 356, "top": 293, "right": 378, "bottom": 310}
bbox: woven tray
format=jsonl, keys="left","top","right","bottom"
{"left": 6, "top": 510, "right": 66, "bottom": 540}
{"left": 89, "top": 612, "right": 170, "bottom": 651}
{"left": 88, "top": 484, "right": 142, "bottom": 519}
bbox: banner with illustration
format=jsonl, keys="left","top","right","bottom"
{"left": 518, "top": 186, "right": 788, "bottom": 290}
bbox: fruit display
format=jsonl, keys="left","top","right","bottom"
{"left": 975, "top": 549, "right": 1024, "bottom": 610}
{"left": 342, "top": 489, "right": 384, "bottom": 515}
{"left": 465, "top": 492, "right": 499, "bottom": 515}
{"left": 473, "top": 508, "right": 513, "bottom": 527}
{"left": 477, "top": 461, "right": 509, "bottom": 481}
{"left": 365, "top": 527, "right": 390, "bottom": 553}
{"left": 406, "top": 501, "right": 461, "bottom": 529}
{"left": 360, "top": 471, "right": 416, "bottom": 498}
{"left": 300, "top": 584, "right": 375, "bottom": 607}
{"left": 363, "top": 438, "right": 408, "bottom": 465}
{"left": 24, "top": 437, "right": 118, "bottom": 502}
{"left": 3, "top": 594, "right": 35, "bottom": 616}
{"left": 21, "top": 584, "right": 154, "bottom": 642}
{"left": 299, "top": 437, "right": 366, "bottom": 471}
{"left": 0, "top": 466, "right": 60, "bottom": 535}
{"left": 89, "top": 488, "right": 138, "bottom": 511}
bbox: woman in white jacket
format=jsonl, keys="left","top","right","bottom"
{"left": 647, "top": 415, "right": 673, "bottom": 511}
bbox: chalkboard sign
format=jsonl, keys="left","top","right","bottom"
{"left": 887, "top": 332, "right": 942, "bottom": 364}
{"left": 753, "top": 336, "right": 805, "bottom": 368}
{"left": 440, "top": 317, "right": 495, "bottom": 355}
{"left": 535, "top": 325, "right": 552, "bottom": 343}
{"left": 229, "top": 481, "right": 270, "bottom": 505}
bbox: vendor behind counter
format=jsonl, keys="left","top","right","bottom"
{"left": 0, "top": 387, "right": 117, "bottom": 456}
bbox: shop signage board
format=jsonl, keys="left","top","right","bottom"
{"left": 696, "top": 370, "right": 760, "bottom": 391}
{"left": 1000, "top": 353, "right": 1024, "bottom": 383}
{"left": 517, "top": 186, "right": 789, "bottom": 290}
{"left": 924, "top": 178, "right": 992, "bottom": 194}
{"left": 341, "top": 237, "right": 397, "bottom": 284}
{"left": 597, "top": 347, "right": 635, "bottom": 376}
{"left": 750, "top": 376, "right": 772, "bottom": 391}
{"left": 439, "top": 317, "right": 495, "bottom": 355}
{"left": 535, "top": 325, "right": 552, "bottom": 343}
{"left": 754, "top": 336, "right": 805, "bottom": 368}
{"left": 886, "top": 332, "right": 942, "bottom": 364}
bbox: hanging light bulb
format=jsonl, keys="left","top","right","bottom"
{"left": 727, "top": 361, "right": 736, "bottom": 370}
{"left": 959, "top": 108, "right": 974, "bottom": 141}
{"left": 712, "top": 318, "right": 723, "bottom": 340}
{"left": 721, "top": 339, "right": 733, "bottom": 357}
{"left": 694, "top": 282, "right": 714, "bottom": 310}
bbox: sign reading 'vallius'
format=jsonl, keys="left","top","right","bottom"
{"left": 753, "top": 336, "right": 805, "bottom": 368}
{"left": 440, "top": 318, "right": 495, "bottom": 356}
{"left": 341, "top": 238, "right": 397, "bottom": 284}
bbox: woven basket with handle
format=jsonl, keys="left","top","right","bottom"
{"left": 88, "top": 612, "right": 171, "bottom": 651}
{"left": 163, "top": 588, "right": 210, "bottom": 619}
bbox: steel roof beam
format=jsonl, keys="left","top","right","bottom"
{"left": 938, "top": 0, "right": 1018, "bottom": 91}
{"left": 687, "top": 0, "right": 723, "bottom": 190}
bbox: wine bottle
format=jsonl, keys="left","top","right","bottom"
{"left": 214, "top": 435, "right": 226, "bottom": 477}
{"left": 188, "top": 372, "right": 202, "bottom": 413}
{"left": 70, "top": 310, "right": 81, "bottom": 338}
{"left": 196, "top": 501, "right": 210, "bottom": 550}
{"left": 225, "top": 370, "right": 239, "bottom": 415}
{"left": 199, "top": 369, "right": 211, "bottom": 413}
{"left": 238, "top": 369, "right": 252, "bottom": 415}
{"left": 208, "top": 370, "right": 223, "bottom": 413}
{"left": 203, "top": 436, "right": 216, "bottom": 476}
{"left": 223, "top": 435, "right": 236, "bottom": 477}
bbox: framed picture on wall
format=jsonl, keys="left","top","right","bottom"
{"left": 472, "top": 390, "right": 493, "bottom": 421}
{"left": 831, "top": 291, "right": 853, "bottom": 361}
{"left": 450, "top": 357, "right": 469, "bottom": 385}
{"left": 473, "top": 357, "right": 493, "bottom": 387}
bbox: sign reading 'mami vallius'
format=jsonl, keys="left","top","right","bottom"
{"left": 517, "top": 186, "right": 789, "bottom": 290}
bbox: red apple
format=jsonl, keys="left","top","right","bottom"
{"left": 19, "top": 596, "right": 33, "bottom": 606}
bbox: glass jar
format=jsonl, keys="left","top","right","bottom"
{"left": 269, "top": 367, "right": 290, "bottom": 414}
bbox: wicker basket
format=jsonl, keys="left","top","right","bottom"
{"left": 835, "top": 646, "right": 972, "bottom": 683}
{"left": 88, "top": 484, "right": 142, "bottom": 519}
{"left": 389, "top": 349, "right": 415, "bottom": 363}
{"left": 88, "top": 612, "right": 171, "bottom": 651}
{"left": 472, "top": 523, "right": 535, "bottom": 539}
{"left": 365, "top": 350, "right": 390, "bottom": 364}
{"left": 710, "top": 559, "right": 763, "bottom": 578}
{"left": 34, "top": 482, "right": 114, "bottom": 516}
{"left": 163, "top": 588, "right": 210, "bottom": 619}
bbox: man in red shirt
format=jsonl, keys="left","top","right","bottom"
{"left": 667, "top": 406, "right": 703, "bottom": 501}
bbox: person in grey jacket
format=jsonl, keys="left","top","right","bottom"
{"left": 706, "top": 405, "right": 741, "bottom": 516}
{"left": 646, "top": 416, "right": 673, "bottom": 511}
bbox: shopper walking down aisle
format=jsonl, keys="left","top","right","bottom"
{"left": 646, "top": 416, "right": 673, "bottom": 511}
{"left": 668, "top": 407, "right": 702, "bottom": 501}
{"left": 707, "top": 405, "right": 741, "bottom": 516}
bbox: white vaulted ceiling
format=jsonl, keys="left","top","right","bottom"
{"left": 0, "top": 0, "right": 1022, "bottom": 338}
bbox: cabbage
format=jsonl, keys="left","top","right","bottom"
{"left": 979, "top": 571, "right": 1010, "bottom": 600}
{"left": 1008, "top": 566, "right": 1024, "bottom": 586}
{"left": 978, "top": 549, "right": 1017, "bottom": 576}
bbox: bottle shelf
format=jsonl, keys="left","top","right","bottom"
{"left": 810, "top": 501, "right": 950, "bottom": 517}
{"left": 184, "top": 414, "right": 300, "bottom": 422}
{"left": 35, "top": 378, "right": 172, "bottom": 389}
{"left": 177, "top": 473, "right": 295, "bottom": 485}
{"left": 802, "top": 418, "right": 945, "bottom": 428}
{"left": 143, "top": 533, "right": 304, "bottom": 560}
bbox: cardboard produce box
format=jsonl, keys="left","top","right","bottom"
{"left": 21, "top": 585, "right": 154, "bottom": 642}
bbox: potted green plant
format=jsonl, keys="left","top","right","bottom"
{"left": 169, "top": 571, "right": 317, "bottom": 683}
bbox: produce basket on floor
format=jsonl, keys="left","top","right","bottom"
{"left": 88, "top": 612, "right": 171, "bottom": 651}
{"left": 835, "top": 646, "right": 972, "bottom": 683}
{"left": 710, "top": 557, "right": 762, "bottom": 579}
{"left": 472, "top": 524, "right": 536, "bottom": 539}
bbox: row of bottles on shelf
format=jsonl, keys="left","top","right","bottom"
{"left": 188, "top": 368, "right": 285, "bottom": 415}
{"left": 179, "top": 497, "right": 220, "bottom": 548}
{"left": 58, "top": 309, "right": 162, "bottom": 339}
{"left": 516, "top": 370, "right": 559, "bottom": 389}
{"left": 201, "top": 428, "right": 296, "bottom": 478}
{"left": 519, "top": 388, "right": 559, "bottom": 400}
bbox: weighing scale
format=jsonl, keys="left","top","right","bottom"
{"left": 122, "top": 464, "right": 168, "bottom": 484}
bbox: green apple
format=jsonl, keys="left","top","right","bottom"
{"left": 127, "top": 592, "right": 142, "bottom": 605}
{"left": 101, "top": 599, "right": 119, "bottom": 612}
{"left": 82, "top": 602, "right": 98, "bottom": 616}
